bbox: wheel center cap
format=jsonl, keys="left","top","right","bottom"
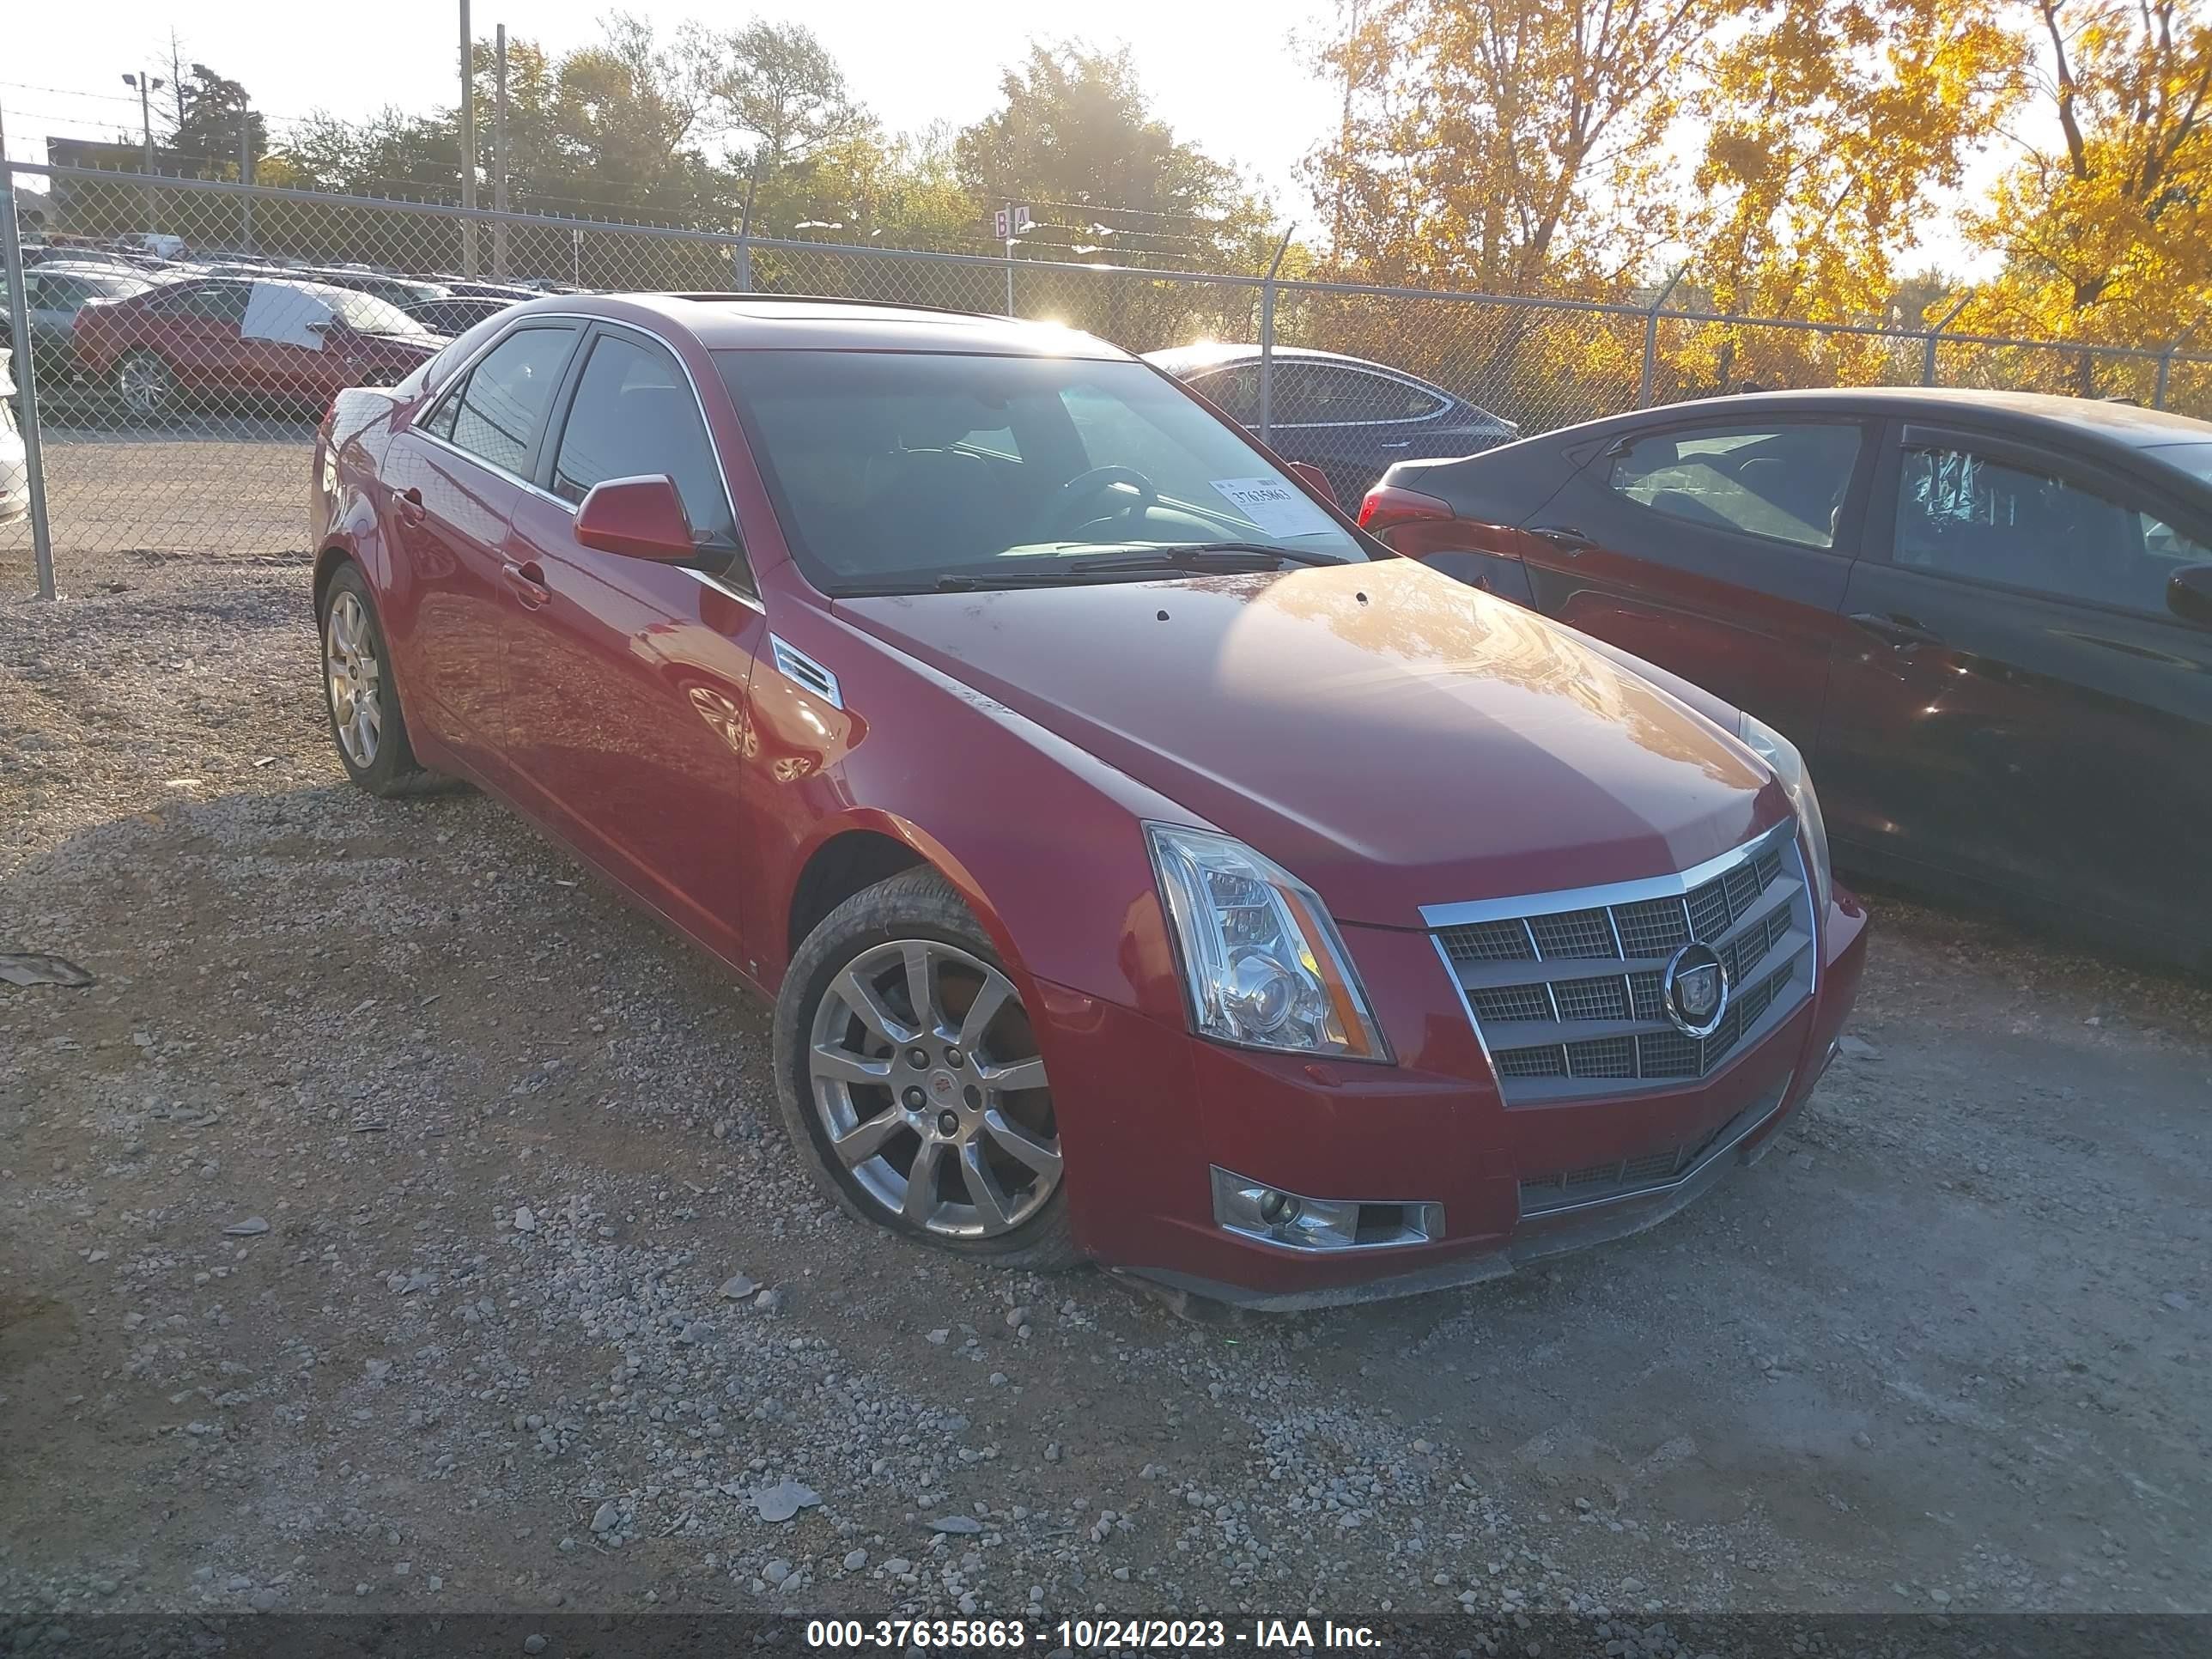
{"left": 928, "top": 1071, "right": 957, "bottom": 1102}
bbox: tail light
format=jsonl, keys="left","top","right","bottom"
{"left": 1356, "top": 484, "right": 1454, "bottom": 533}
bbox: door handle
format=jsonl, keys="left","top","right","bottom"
{"left": 395, "top": 486, "right": 426, "bottom": 526}
{"left": 1848, "top": 611, "right": 1942, "bottom": 650}
{"left": 1529, "top": 524, "right": 1595, "bottom": 553}
{"left": 502, "top": 559, "right": 551, "bottom": 609}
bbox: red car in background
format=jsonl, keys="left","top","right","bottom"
{"left": 307, "top": 295, "right": 1865, "bottom": 1307}
{"left": 1358, "top": 391, "right": 2212, "bottom": 969}
{"left": 72, "top": 276, "right": 442, "bottom": 420}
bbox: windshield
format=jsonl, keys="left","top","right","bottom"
{"left": 331, "top": 289, "right": 431, "bottom": 337}
{"left": 2146, "top": 441, "right": 2212, "bottom": 487}
{"left": 715, "top": 349, "right": 1368, "bottom": 592}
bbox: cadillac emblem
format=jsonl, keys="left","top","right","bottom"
{"left": 1662, "top": 942, "right": 1730, "bottom": 1039}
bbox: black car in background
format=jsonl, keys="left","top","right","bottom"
{"left": 1145, "top": 343, "right": 1518, "bottom": 505}
{"left": 402, "top": 295, "right": 522, "bottom": 335}
{"left": 1358, "top": 388, "right": 2212, "bottom": 969}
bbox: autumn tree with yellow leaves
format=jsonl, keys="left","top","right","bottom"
{"left": 1961, "top": 0, "right": 2212, "bottom": 392}
{"left": 1304, "top": 0, "right": 2212, "bottom": 407}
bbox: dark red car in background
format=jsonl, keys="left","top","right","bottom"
{"left": 1362, "top": 391, "right": 2212, "bottom": 970}
{"left": 308, "top": 295, "right": 1865, "bottom": 1307}
{"left": 73, "top": 276, "right": 442, "bottom": 420}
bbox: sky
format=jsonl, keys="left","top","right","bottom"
{"left": 2, "top": 0, "right": 2002, "bottom": 277}
{"left": 2, "top": 0, "right": 1332, "bottom": 208}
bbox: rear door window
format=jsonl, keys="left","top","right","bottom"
{"left": 1605, "top": 423, "right": 1862, "bottom": 550}
{"left": 1277, "top": 363, "right": 1447, "bottom": 423}
{"left": 1893, "top": 445, "right": 2198, "bottom": 615}
{"left": 548, "top": 331, "right": 739, "bottom": 547}
{"left": 432, "top": 325, "right": 577, "bottom": 475}
{"left": 154, "top": 283, "right": 252, "bottom": 324}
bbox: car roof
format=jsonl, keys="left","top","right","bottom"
{"left": 1141, "top": 341, "right": 1434, "bottom": 375}
{"left": 27, "top": 263, "right": 151, "bottom": 283}
{"left": 537, "top": 293, "right": 1132, "bottom": 359}
{"left": 1595, "top": 386, "right": 2212, "bottom": 455}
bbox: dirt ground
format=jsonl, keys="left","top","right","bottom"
{"left": 3, "top": 551, "right": 2208, "bottom": 1644}
{"left": 0, "top": 426, "right": 313, "bottom": 573}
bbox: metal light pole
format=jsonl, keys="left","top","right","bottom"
{"left": 121, "top": 70, "right": 164, "bottom": 233}
{"left": 492, "top": 24, "right": 509, "bottom": 279}
{"left": 240, "top": 106, "right": 254, "bottom": 253}
{"left": 459, "top": 0, "right": 478, "bottom": 276}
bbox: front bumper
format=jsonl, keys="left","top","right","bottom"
{"left": 1037, "top": 884, "right": 1869, "bottom": 1310}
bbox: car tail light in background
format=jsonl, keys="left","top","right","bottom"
{"left": 1356, "top": 484, "right": 1454, "bottom": 533}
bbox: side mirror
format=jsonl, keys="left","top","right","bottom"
{"left": 2169, "top": 562, "right": 2212, "bottom": 627}
{"left": 1285, "top": 460, "right": 1338, "bottom": 507}
{"left": 575, "top": 474, "right": 696, "bottom": 562}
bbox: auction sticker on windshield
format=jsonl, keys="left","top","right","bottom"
{"left": 1209, "top": 477, "right": 1337, "bottom": 538}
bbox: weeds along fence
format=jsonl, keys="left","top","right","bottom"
{"left": 6, "top": 162, "right": 2210, "bottom": 597}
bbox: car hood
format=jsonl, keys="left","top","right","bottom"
{"left": 835, "top": 559, "right": 1789, "bottom": 927}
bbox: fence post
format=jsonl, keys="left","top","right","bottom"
{"left": 1921, "top": 295, "right": 1971, "bottom": 387}
{"left": 1638, "top": 265, "right": 1687, "bottom": 409}
{"left": 733, "top": 164, "right": 759, "bottom": 293}
{"left": 2153, "top": 319, "right": 2204, "bottom": 409}
{"left": 1255, "top": 227, "right": 1295, "bottom": 445}
{"left": 1, "top": 146, "right": 58, "bottom": 600}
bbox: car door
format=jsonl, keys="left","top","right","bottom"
{"left": 1512, "top": 416, "right": 1875, "bottom": 747}
{"left": 235, "top": 283, "right": 340, "bottom": 407}
{"left": 500, "top": 321, "right": 768, "bottom": 963}
{"left": 142, "top": 281, "right": 252, "bottom": 392}
{"left": 384, "top": 320, "right": 582, "bottom": 774}
{"left": 21, "top": 273, "right": 72, "bottom": 367}
{"left": 1820, "top": 421, "right": 2212, "bottom": 946}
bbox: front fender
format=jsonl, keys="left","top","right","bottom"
{"left": 753, "top": 603, "right": 1203, "bottom": 1030}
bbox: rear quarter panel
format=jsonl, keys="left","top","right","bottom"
{"left": 1375, "top": 434, "right": 1592, "bottom": 605}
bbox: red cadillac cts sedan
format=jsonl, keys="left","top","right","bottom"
{"left": 309, "top": 294, "right": 1868, "bottom": 1309}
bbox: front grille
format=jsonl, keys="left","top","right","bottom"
{"left": 1427, "top": 824, "right": 1815, "bottom": 1104}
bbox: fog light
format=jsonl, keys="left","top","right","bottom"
{"left": 1211, "top": 1167, "right": 1441, "bottom": 1251}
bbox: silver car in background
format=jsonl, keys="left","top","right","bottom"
{"left": 1, "top": 347, "right": 28, "bottom": 527}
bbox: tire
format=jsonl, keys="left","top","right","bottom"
{"left": 115, "top": 351, "right": 176, "bottom": 422}
{"left": 773, "top": 866, "right": 1079, "bottom": 1270}
{"left": 319, "top": 562, "right": 433, "bottom": 797}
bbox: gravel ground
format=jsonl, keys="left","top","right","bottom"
{"left": 3, "top": 553, "right": 2209, "bottom": 1647}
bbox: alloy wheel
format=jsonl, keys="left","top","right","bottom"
{"left": 117, "top": 355, "right": 173, "bottom": 419}
{"left": 806, "top": 939, "right": 1061, "bottom": 1238}
{"left": 325, "top": 591, "right": 383, "bottom": 769}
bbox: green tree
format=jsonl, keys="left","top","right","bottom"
{"left": 956, "top": 43, "right": 1276, "bottom": 270}
{"left": 167, "top": 62, "right": 268, "bottom": 174}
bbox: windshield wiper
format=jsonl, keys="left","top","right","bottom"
{"left": 1054, "top": 542, "right": 1347, "bottom": 574}
{"left": 831, "top": 544, "right": 1348, "bottom": 597}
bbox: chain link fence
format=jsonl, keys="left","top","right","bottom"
{"left": 7, "top": 161, "right": 2212, "bottom": 595}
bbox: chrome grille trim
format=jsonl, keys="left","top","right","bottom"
{"left": 1427, "top": 823, "right": 1817, "bottom": 1104}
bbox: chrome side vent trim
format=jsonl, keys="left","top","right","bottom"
{"left": 769, "top": 635, "right": 842, "bottom": 709}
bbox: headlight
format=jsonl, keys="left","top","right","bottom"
{"left": 1737, "top": 713, "right": 1832, "bottom": 914}
{"left": 1146, "top": 824, "right": 1389, "bottom": 1061}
